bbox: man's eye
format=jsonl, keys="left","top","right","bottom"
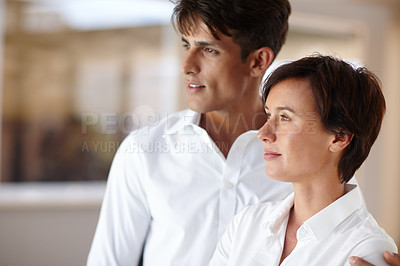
{"left": 182, "top": 44, "right": 190, "bottom": 50}
{"left": 265, "top": 113, "right": 271, "bottom": 120}
{"left": 204, "top": 48, "right": 218, "bottom": 54}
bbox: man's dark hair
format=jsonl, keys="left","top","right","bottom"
{"left": 171, "top": 0, "right": 291, "bottom": 62}
{"left": 262, "top": 55, "right": 386, "bottom": 183}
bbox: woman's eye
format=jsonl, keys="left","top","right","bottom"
{"left": 182, "top": 44, "right": 190, "bottom": 50}
{"left": 265, "top": 113, "right": 271, "bottom": 120}
{"left": 280, "top": 115, "right": 290, "bottom": 121}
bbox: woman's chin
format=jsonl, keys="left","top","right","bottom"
{"left": 265, "top": 170, "right": 291, "bottom": 183}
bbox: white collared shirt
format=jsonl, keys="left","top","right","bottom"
{"left": 87, "top": 109, "right": 294, "bottom": 266}
{"left": 209, "top": 185, "right": 397, "bottom": 266}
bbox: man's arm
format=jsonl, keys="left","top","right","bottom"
{"left": 87, "top": 138, "right": 151, "bottom": 265}
{"left": 349, "top": 252, "right": 400, "bottom": 266}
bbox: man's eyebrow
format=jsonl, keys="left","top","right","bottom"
{"left": 195, "top": 40, "right": 218, "bottom": 47}
{"left": 181, "top": 37, "right": 189, "bottom": 44}
{"left": 181, "top": 37, "right": 219, "bottom": 47}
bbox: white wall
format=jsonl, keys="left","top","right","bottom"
{"left": 0, "top": 182, "right": 104, "bottom": 266}
{"left": 379, "top": 7, "right": 400, "bottom": 246}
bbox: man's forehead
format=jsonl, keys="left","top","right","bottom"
{"left": 181, "top": 20, "right": 216, "bottom": 37}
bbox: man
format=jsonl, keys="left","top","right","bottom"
{"left": 88, "top": 1, "right": 292, "bottom": 265}
{"left": 87, "top": 0, "right": 398, "bottom": 265}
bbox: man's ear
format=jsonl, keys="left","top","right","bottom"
{"left": 329, "top": 132, "right": 354, "bottom": 153}
{"left": 249, "top": 47, "right": 274, "bottom": 78}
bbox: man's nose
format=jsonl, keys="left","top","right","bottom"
{"left": 181, "top": 50, "right": 200, "bottom": 75}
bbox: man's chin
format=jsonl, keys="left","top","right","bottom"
{"left": 187, "top": 102, "right": 210, "bottom": 114}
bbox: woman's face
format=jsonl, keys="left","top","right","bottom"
{"left": 257, "top": 78, "right": 337, "bottom": 184}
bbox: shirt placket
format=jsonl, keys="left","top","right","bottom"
{"left": 217, "top": 141, "right": 245, "bottom": 237}
{"left": 280, "top": 224, "right": 313, "bottom": 266}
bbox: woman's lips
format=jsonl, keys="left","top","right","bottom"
{"left": 264, "top": 150, "right": 281, "bottom": 160}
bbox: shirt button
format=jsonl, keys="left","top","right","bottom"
{"left": 225, "top": 182, "right": 233, "bottom": 189}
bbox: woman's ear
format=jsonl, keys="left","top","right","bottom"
{"left": 249, "top": 47, "right": 274, "bottom": 78}
{"left": 329, "top": 132, "right": 354, "bottom": 153}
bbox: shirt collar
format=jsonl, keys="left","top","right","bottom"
{"left": 301, "top": 184, "right": 362, "bottom": 241}
{"left": 262, "top": 193, "right": 295, "bottom": 235}
{"left": 164, "top": 109, "right": 261, "bottom": 137}
{"left": 261, "top": 184, "right": 363, "bottom": 241}
{"left": 164, "top": 109, "right": 201, "bottom": 135}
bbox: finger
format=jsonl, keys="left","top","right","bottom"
{"left": 349, "top": 256, "right": 374, "bottom": 266}
{"left": 384, "top": 251, "right": 400, "bottom": 265}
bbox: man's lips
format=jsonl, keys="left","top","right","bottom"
{"left": 186, "top": 81, "right": 205, "bottom": 93}
{"left": 264, "top": 149, "right": 281, "bottom": 160}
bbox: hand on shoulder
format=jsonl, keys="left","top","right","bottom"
{"left": 349, "top": 252, "right": 400, "bottom": 266}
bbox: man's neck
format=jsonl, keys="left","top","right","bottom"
{"left": 199, "top": 106, "right": 266, "bottom": 157}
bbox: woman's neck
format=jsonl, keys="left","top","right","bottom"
{"left": 291, "top": 179, "right": 345, "bottom": 223}
{"left": 279, "top": 177, "right": 345, "bottom": 264}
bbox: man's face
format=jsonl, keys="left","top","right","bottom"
{"left": 180, "top": 21, "right": 254, "bottom": 114}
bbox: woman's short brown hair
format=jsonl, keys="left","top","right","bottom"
{"left": 262, "top": 55, "right": 386, "bottom": 183}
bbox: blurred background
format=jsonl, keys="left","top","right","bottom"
{"left": 0, "top": 0, "right": 399, "bottom": 265}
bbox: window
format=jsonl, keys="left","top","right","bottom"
{"left": 1, "top": 0, "right": 182, "bottom": 182}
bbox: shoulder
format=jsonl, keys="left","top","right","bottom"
{"left": 348, "top": 233, "right": 397, "bottom": 266}
{"left": 354, "top": 211, "right": 397, "bottom": 248}
{"left": 119, "top": 109, "right": 194, "bottom": 148}
{"left": 138, "top": 109, "right": 192, "bottom": 136}
{"left": 341, "top": 210, "right": 398, "bottom": 262}
{"left": 343, "top": 210, "right": 393, "bottom": 239}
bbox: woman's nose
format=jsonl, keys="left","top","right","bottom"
{"left": 257, "top": 119, "right": 276, "bottom": 142}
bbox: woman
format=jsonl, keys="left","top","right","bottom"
{"left": 209, "top": 55, "right": 397, "bottom": 265}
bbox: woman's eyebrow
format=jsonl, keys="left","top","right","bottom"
{"left": 276, "top": 106, "right": 296, "bottom": 113}
{"left": 264, "top": 106, "right": 296, "bottom": 114}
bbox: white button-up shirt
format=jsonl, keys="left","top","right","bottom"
{"left": 87, "top": 109, "right": 293, "bottom": 266}
{"left": 209, "top": 185, "right": 397, "bottom": 266}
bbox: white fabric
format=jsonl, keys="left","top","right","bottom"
{"left": 87, "top": 109, "right": 294, "bottom": 266}
{"left": 209, "top": 185, "right": 398, "bottom": 266}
